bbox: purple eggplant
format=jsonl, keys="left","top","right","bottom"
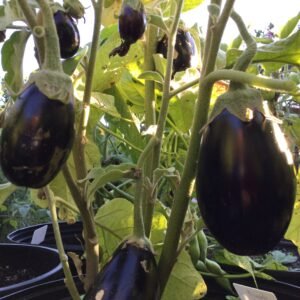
{"left": 109, "top": 3, "right": 146, "bottom": 57}
{"left": 196, "top": 108, "right": 296, "bottom": 255}
{"left": 157, "top": 28, "right": 196, "bottom": 77}
{"left": 84, "top": 241, "right": 159, "bottom": 300}
{"left": 54, "top": 10, "right": 80, "bottom": 59}
{"left": 0, "top": 84, "right": 75, "bottom": 188}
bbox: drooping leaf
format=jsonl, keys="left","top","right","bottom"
{"left": 91, "top": 92, "right": 121, "bottom": 118}
{"left": 1, "top": 30, "right": 30, "bottom": 94}
{"left": 226, "top": 31, "right": 300, "bottom": 68}
{"left": 162, "top": 250, "right": 207, "bottom": 300}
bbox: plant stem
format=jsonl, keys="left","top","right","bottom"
{"left": 230, "top": 10, "right": 256, "bottom": 72}
{"left": 73, "top": 1, "right": 103, "bottom": 181}
{"left": 142, "top": 25, "right": 158, "bottom": 237}
{"left": 43, "top": 186, "right": 81, "bottom": 300}
{"left": 158, "top": 0, "right": 236, "bottom": 293}
{"left": 62, "top": 164, "right": 99, "bottom": 291}
{"left": 36, "top": 0, "right": 62, "bottom": 72}
{"left": 19, "top": 0, "right": 45, "bottom": 64}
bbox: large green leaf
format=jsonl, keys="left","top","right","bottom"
{"left": 1, "top": 30, "right": 30, "bottom": 94}
{"left": 90, "top": 25, "right": 144, "bottom": 92}
{"left": 226, "top": 31, "right": 300, "bottom": 68}
{"left": 182, "top": 0, "right": 205, "bottom": 12}
{"left": 94, "top": 197, "right": 167, "bottom": 262}
{"left": 162, "top": 250, "right": 207, "bottom": 300}
{"left": 62, "top": 46, "right": 88, "bottom": 75}
{"left": 278, "top": 12, "right": 300, "bottom": 39}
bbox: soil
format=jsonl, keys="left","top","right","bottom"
{"left": 0, "top": 265, "right": 36, "bottom": 287}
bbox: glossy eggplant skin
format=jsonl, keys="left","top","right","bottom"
{"left": 84, "top": 242, "right": 160, "bottom": 300}
{"left": 54, "top": 10, "right": 80, "bottom": 59}
{"left": 157, "top": 28, "right": 196, "bottom": 76}
{"left": 109, "top": 4, "right": 146, "bottom": 57}
{"left": 196, "top": 109, "right": 296, "bottom": 255}
{"left": 119, "top": 4, "right": 146, "bottom": 44}
{"left": 0, "top": 84, "right": 75, "bottom": 188}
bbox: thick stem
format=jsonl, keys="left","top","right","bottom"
{"left": 143, "top": 25, "right": 159, "bottom": 237}
{"left": 19, "top": 0, "right": 45, "bottom": 64}
{"left": 36, "top": 0, "right": 62, "bottom": 72}
{"left": 43, "top": 186, "right": 81, "bottom": 300}
{"left": 62, "top": 165, "right": 99, "bottom": 292}
{"left": 158, "top": 0, "right": 236, "bottom": 294}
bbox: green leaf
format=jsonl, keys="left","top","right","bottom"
{"left": 62, "top": 46, "right": 88, "bottom": 75}
{"left": 285, "top": 198, "right": 300, "bottom": 253}
{"left": 90, "top": 25, "right": 144, "bottom": 92}
{"left": 86, "top": 163, "right": 137, "bottom": 201}
{"left": 182, "top": 0, "right": 205, "bottom": 12}
{"left": 0, "top": 182, "right": 17, "bottom": 206}
{"left": 90, "top": 92, "right": 121, "bottom": 118}
{"left": 138, "top": 71, "right": 164, "bottom": 84}
{"left": 226, "top": 31, "right": 300, "bottom": 68}
{"left": 162, "top": 250, "right": 207, "bottom": 300}
{"left": 153, "top": 53, "right": 167, "bottom": 77}
{"left": 223, "top": 250, "right": 256, "bottom": 284}
{"left": 94, "top": 198, "right": 167, "bottom": 262}
{"left": 278, "top": 12, "right": 300, "bottom": 39}
{"left": 1, "top": 30, "right": 30, "bottom": 94}
{"left": 0, "top": 1, "right": 25, "bottom": 30}
{"left": 148, "top": 14, "right": 168, "bottom": 32}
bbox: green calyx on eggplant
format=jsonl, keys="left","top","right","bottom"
{"left": 196, "top": 107, "right": 296, "bottom": 255}
{"left": 109, "top": 2, "right": 146, "bottom": 57}
{"left": 156, "top": 28, "right": 196, "bottom": 77}
{"left": 84, "top": 240, "right": 160, "bottom": 300}
{"left": 63, "top": 0, "right": 85, "bottom": 19}
{"left": 0, "top": 83, "right": 75, "bottom": 188}
{"left": 54, "top": 10, "right": 80, "bottom": 59}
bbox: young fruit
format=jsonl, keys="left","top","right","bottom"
{"left": 54, "top": 10, "right": 80, "bottom": 59}
{"left": 84, "top": 241, "right": 160, "bottom": 300}
{"left": 109, "top": 2, "right": 146, "bottom": 57}
{"left": 0, "top": 84, "right": 75, "bottom": 188}
{"left": 156, "top": 28, "right": 196, "bottom": 77}
{"left": 196, "top": 108, "right": 296, "bottom": 255}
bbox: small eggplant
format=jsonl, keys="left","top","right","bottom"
{"left": 0, "top": 30, "right": 6, "bottom": 43}
{"left": 84, "top": 241, "right": 160, "bottom": 300}
{"left": 157, "top": 28, "right": 196, "bottom": 77}
{"left": 0, "top": 84, "right": 75, "bottom": 188}
{"left": 196, "top": 108, "right": 296, "bottom": 255}
{"left": 54, "top": 10, "right": 80, "bottom": 59}
{"left": 109, "top": 2, "right": 146, "bottom": 57}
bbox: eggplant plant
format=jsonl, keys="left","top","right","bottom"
{"left": 0, "top": 0, "right": 299, "bottom": 299}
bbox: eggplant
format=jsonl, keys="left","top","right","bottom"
{"left": 0, "top": 83, "right": 75, "bottom": 188}
{"left": 196, "top": 108, "right": 296, "bottom": 255}
{"left": 84, "top": 241, "right": 160, "bottom": 300}
{"left": 54, "top": 10, "right": 80, "bottom": 59}
{"left": 156, "top": 28, "right": 196, "bottom": 77}
{"left": 0, "top": 30, "right": 6, "bottom": 43}
{"left": 109, "top": 3, "right": 146, "bottom": 57}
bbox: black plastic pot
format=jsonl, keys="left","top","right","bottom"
{"left": 7, "top": 222, "right": 84, "bottom": 276}
{"left": 7, "top": 221, "right": 84, "bottom": 253}
{"left": 203, "top": 276, "right": 300, "bottom": 300}
{"left": 2, "top": 276, "right": 85, "bottom": 299}
{"left": 0, "top": 243, "right": 62, "bottom": 297}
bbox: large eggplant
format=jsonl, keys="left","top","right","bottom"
{"left": 0, "top": 84, "right": 75, "bottom": 188}
{"left": 196, "top": 108, "right": 296, "bottom": 255}
{"left": 84, "top": 241, "right": 160, "bottom": 300}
